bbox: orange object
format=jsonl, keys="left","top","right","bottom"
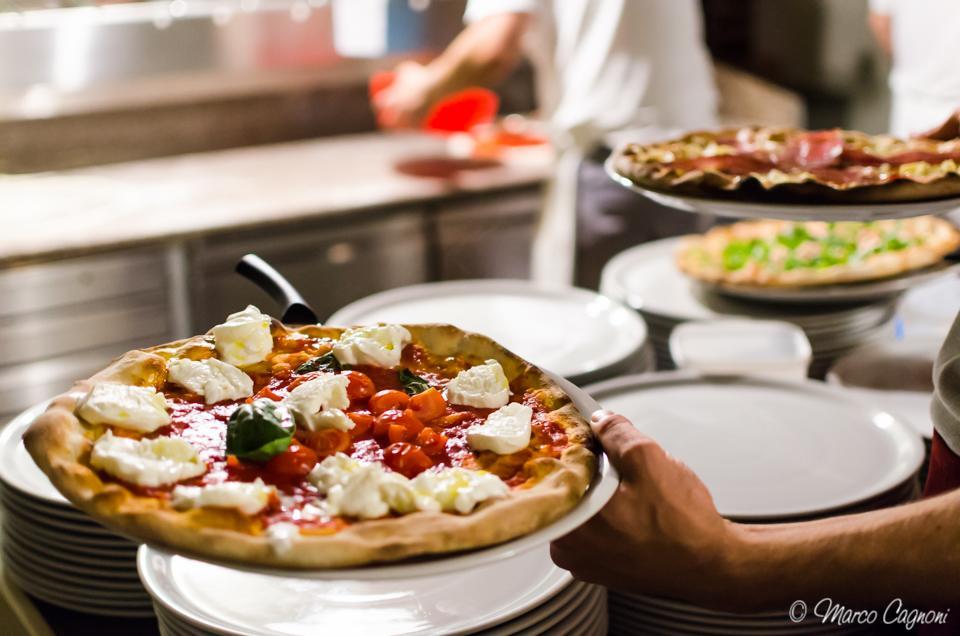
{"left": 370, "top": 71, "right": 499, "bottom": 134}
{"left": 409, "top": 387, "right": 446, "bottom": 421}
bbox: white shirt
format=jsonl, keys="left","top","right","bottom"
{"left": 870, "top": 0, "right": 960, "bottom": 136}
{"left": 465, "top": 0, "right": 717, "bottom": 149}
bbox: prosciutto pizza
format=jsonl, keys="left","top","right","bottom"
{"left": 25, "top": 307, "right": 596, "bottom": 569}
{"left": 613, "top": 127, "right": 960, "bottom": 203}
{"left": 676, "top": 216, "right": 960, "bottom": 287}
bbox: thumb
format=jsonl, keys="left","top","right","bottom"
{"left": 590, "top": 409, "right": 654, "bottom": 479}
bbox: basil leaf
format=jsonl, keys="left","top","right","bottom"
{"left": 399, "top": 368, "right": 430, "bottom": 396}
{"left": 295, "top": 352, "right": 341, "bottom": 375}
{"left": 226, "top": 399, "right": 295, "bottom": 462}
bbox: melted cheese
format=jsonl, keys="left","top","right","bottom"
{"left": 411, "top": 468, "right": 509, "bottom": 514}
{"left": 76, "top": 383, "right": 170, "bottom": 433}
{"left": 283, "top": 374, "right": 353, "bottom": 431}
{"left": 167, "top": 358, "right": 254, "bottom": 404}
{"left": 171, "top": 479, "right": 274, "bottom": 515}
{"left": 445, "top": 359, "right": 511, "bottom": 408}
{"left": 265, "top": 522, "right": 300, "bottom": 556}
{"left": 332, "top": 324, "right": 411, "bottom": 368}
{"left": 466, "top": 402, "right": 533, "bottom": 455}
{"left": 90, "top": 431, "right": 206, "bottom": 487}
{"left": 211, "top": 305, "right": 274, "bottom": 367}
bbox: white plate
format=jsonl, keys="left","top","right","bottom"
{"left": 328, "top": 280, "right": 647, "bottom": 384}
{"left": 2, "top": 511, "right": 137, "bottom": 550}
{"left": 480, "top": 582, "right": 587, "bottom": 636}
{"left": 585, "top": 372, "right": 924, "bottom": 520}
{"left": 0, "top": 400, "right": 67, "bottom": 503}
{"left": 144, "top": 373, "right": 616, "bottom": 581}
{"left": 139, "top": 545, "right": 572, "bottom": 636}
{"left": 3, "top": 521, "right": 138, "bottom": 569}
{"left": 605, "top": 156, "right": 960, "bottom": 222}
{"left": 600, "top": 238, "right": 899, "bottom": 325}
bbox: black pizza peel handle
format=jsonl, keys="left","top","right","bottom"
{"left": 235, "top": 254, "right": 319, "bottom": 325}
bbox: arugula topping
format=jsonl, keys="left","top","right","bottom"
{"left": 722, "top": 239, "right": 769, "bottom": 271}
{"left": 295, "top": 352, "right": 342, "bottom": 375}
{"left": 226, "top": 399, "right": 295, "bottom": 462}
{"left": 398, "top": 368, "right": 430, "bottom": 396}
{"left": 776, "top": 225, "right": 813, "bottom": 250}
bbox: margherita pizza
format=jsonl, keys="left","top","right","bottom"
{"left": 676, "top": 216, "right": 960, "bottom": 287}
{"left": 613, "top": 127, "right": 960, "bottom": 203}
{"left": 24, "top": 307, "right": 596, "bottom": 569}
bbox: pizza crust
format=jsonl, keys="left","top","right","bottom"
{"left": 24, "top": 324, "right": 597, "bottom": 569}
{"left": 675, "top": 217, "right": 960, "bottom": 287}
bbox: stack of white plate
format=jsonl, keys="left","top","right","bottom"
{"left": 0, "top": 402, "right": 153, "bottom": 617}
{"left": 328, "top": 279, "right": 651, "bottom": 385}
{"left": 586, "top": 373, "right": 925, "bottom": 633}
{"left": 139, "top": 545, "right": 607, "bottom": 636}
{"left": 600, "top": 238, "right": 898, "bottom": 376}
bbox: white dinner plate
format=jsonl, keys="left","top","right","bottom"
{"left": 0, "top": 400, "right": 66, "bottom": 503}
{"left": 604, "top": 156, "right": 960, "bottom": 222}
{"left": 480, "top": 582, "right": 587, "bottom": 636}
{"left": 2, "top": 511, "right": 136, "bottom": 550}
{"left": 139, "top": 545, "right": 572, "bottom": 636}
{"left": 586, "top": 372, "right": 924, "bottom": 520}
{"left": 328, "top": 279, "right": 648, "bottom": 384}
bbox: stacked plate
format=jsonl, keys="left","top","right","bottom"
{"left": 140, "top": 545, "right": 607, "bottom": 636}
{"left": 328, "top": 279, "right": 650, "bottom": 385}
{"left": 586, "top": 373, "right": 924, "bottom": 633}
{"left": 600, "top": 237, "right": 898, "bottom": 377}
{"left": 0, "top": 402, "right": 153, "bottom": 617}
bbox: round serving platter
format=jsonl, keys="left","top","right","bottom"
{"left": 694, "top": 257, "right": 960, "bottom": 305}
{"left": 328, "top": 279, "right": 649, "bottom": 385}
{"left": 605, "top": 155, "right": 960, "bottom": 222}
{"left": 585, "top": 371, "right": 924, "bottom": 521}
{"left": 143, "top": 372, "right": 617, "bottom": 580}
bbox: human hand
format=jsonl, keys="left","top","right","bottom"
{"left": 913, "top": 110, "right": 960, "bottom": 140}
{"left": 371, "top": 61, "right": 440, "bottom": 130}
{"left": 550, "top": 411, "right": 746, "bottom": 610}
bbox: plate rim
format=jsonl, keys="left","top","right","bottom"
{"left": 0, "top": 400, "right": 68, "bottom": 504}
{"left": 585, "top": 371, "right": 925, "bottom": 520}
{"left": 327, "top": 278, "right": 648, "bottom": 384}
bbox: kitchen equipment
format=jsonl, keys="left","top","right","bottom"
{"left": 235, "top": 253, "right": 319, "bottom": 324}
{"left": 585, "top": 372, "right": 924, "bottom": 520}
{"left": 669, "top": 319, "right": 811, "bottom": 381}
{"left": 370, "top": 71, "right": 499, "bottom": 134}
{"left": 693, "top": 257, "right": 960, "bottom": 306}
{"left": 600, "top": 237, "right": 898, "bottom": 376}
{"left": 140, "top": 544, "right": 607, "bottom": 636}
{"left": 329, "top": 279, "right": 650, "bottom": 384}
{"left": 0, "top": 402, "right": 152, "bottom": 617}
{"left": 604, "top": 155, "right": 960, "bottom": 222}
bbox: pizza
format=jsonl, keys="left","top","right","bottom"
{"left": 613, "top": 127, "right": 960, "bottom": 203}
{"left": 24, "top": 307, "right": 596, "bottom": 569}
{"left": 676, "top": 216, "right": 960, "bottom": 287}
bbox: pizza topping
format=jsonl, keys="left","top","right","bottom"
{"left": 171, "top": 478, "right": 275, "bottom": 515}
{"left": 467, "top": 403, "right": 533, "bottom": 455}
{"left": 398, "top": 368, "right": 430, "bottom": 395}
{"left": 332, "top": 324, "right": 412, "bottom": 368}
{"left": 225, "top": 399, "right": 295, "bottom": 462}
{"left": 211, "top": 305, "right": 274, "bottom": 367}
{"left": 294, "top": 351, "right": 341, "bottom": 375}
{"left": 76, "top": 383, "right": 171, "bottom": 433}
{"left": 283, "top": 374, "right": 353, "bottom": 432}
{"left": 167, "top": 358, "right": 254, "bottom": 405}
{"left": 90, "top": 430, "right": 206, "bottom": 487}
{"left": 308, "top": 453, "right": 508, "bottom": 518}
{"left": 265, "top": 522, "right": 301, "bottom": 555}
{"left": 445, "top": 359, "right": 511, "bottom": 408}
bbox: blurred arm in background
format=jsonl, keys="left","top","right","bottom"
{"left": 868, "top": 6, "right": 892, "bottom": 56}
{"left": 373, "top": 12, "right": 531, "bottom": 128}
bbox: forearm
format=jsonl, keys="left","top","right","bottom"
{"left": 726, "top": 490, "right": 960, "bottom": 610}
{"left": 423, "top": 13, "right": 529, "bottom": 98}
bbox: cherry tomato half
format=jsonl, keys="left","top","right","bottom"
{"left": 374, "top": 409, "right": 423, "bottom": 439}
{"left": 409, "top": 387, "right": 446, "bottom": 421}
{"left": 264, "top": 443, "right": 318, "bottom": 480}
{"left": 415, "top": 427, "right": 448, "bottom": 456}
{"left": 301, "top": 429, "right": 351, "bottom": 458}
{"left": 384, "top": 442, "right": 434, "bottom": 478}
{"left": 369, "top": 389, "right": 410, "bottom": 415}
{"left": 347, "top": 411, "right": 375, "bottom": 437}
{"left": 344, "top": 371, "right": 376, "bottom": 401}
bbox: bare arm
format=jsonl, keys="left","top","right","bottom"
{"left": 373, "top": 13, "right": 530, "bottom": 128}
{"left": 869, "top": 11, "right": 892, "bottom": 56}
{"left": 551, "top": 412, "right": 960, "bottom": 613}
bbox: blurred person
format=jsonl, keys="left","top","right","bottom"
{"left": 373, "top": 0, "right": 717, "bottom": 288}
{"left": 869, "top": 0, "right": 960, "bottom": 136}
